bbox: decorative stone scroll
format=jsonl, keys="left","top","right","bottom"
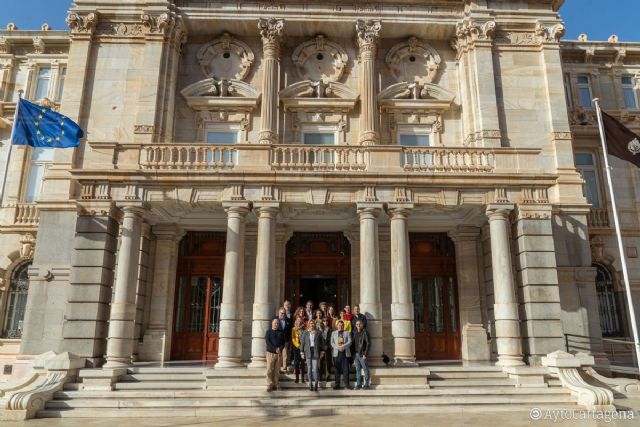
{"left": 451, "top": 19, "right": 495, "bottom": 57}
{"left": 535, "top": 21, "right": 566, "bottom": 43}
{"left": 141, "top": 12, "right": 175, "bottom": 35}
{"left": 197, "top": 33, "right": 255, "bottom": 81}
{"left": 385, "top": 37, "right": 442, "bottom": 84}
{"left": 181, "top": 78, "right": 260, "bottom": 112}
{"left": 291, "top": 35, "right": 348, "bottom": 83}
{"left": 66, "top": 12, "right": 98, "bottom": 34}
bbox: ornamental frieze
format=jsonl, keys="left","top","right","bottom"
{"left": 95, "top": 22, "right": 144, "bottom": 37}
{"left": 493, "top": 31, "right": 538, "bottom": 46}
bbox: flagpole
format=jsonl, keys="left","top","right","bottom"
{"left": 593, "top": 97, "right": 640, "bottom": 371}
{"left": 0, "top": 95, "right": 19, "bottom": 204}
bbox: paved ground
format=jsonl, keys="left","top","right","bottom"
{"left": 4, "top": 399, "right": 640, "bottom": 427}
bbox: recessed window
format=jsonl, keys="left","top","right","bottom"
{"left": 303, "top": 133, "right": 335, "bottom": 145}
{"left": 206, "top": 131, "right": 238, "bottom": 145}
{"left": 622, "top": 76, "right": 638, "bottom": 109}
{"left": 24, "top": 148, "right": 54, "bottom": 203}
{"left": 576, "top": 75, "right": 593, "bottom": 109}
{"left": 399, "top": 133, "right": 431, "bottom": 168}
{"left": 56, "top": 67, "right": 67, "bottom": 101}
{"left": 2, "top": 262, "right": 31, "bottom": 338}
{"left": 563, "top": 74, "right": 573, "bottom": 110}
{"left": 34, "top": 67, "right": 51, "bottom": 100}
{"left": 575, "top": 152, "right": 601, "bottom": 208}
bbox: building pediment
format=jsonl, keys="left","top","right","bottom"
{"left": 280, "top": 80, "right": 358, "bottom": 112}
{"left": 180, "top": 78, "right": 261, "bottom": 112}
{"left": 378, "top": 82, "right": 455, "bottom": 113}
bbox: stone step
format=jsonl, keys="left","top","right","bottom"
{"left": 114, "top": 382, "right": 204, "bottom": 390}
{"left": 428, "top": 371, "right": 509, "bottom": 379}
{"left": 428, "top": 378, "right": 515, "bottom": 387}
{"left": 37, "top": 403, "right": 580, "bottom": 418}
{"left": 128, "top": 367, "right": 209, "bottom": 374}
{"left": 425, "top": 365, "right": 503, "bottom": 372}
{"left": 120, "top": 373, "right": 205, "bottom": 382}
{"left": 52, "top": 387, "right": 571, "bottom": 400}
{"left": 45, "top": 394, "right": 577, "bottom": 409}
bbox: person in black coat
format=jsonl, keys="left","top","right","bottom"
{"left": 265, "top": 318, "right": 285, "bottom": 391}
{"left": 353, "top": 319, "right": 371, "bottom": 389}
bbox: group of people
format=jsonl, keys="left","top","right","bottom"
{"left": 264, "top": 300, "right": 371, "bottom": 392}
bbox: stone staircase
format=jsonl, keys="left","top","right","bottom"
{"left": 37, "top": 364, "right": 580, "bottom": 418}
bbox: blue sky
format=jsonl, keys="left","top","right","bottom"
{"left": 1, "top": 0, "right": 640, "bottom": 42}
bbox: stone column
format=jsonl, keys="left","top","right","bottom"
{"left": 387, "top": 204, "right": 416, "bottom": 365}
{"left": 486, "top": 205, "right": 525, "bottom": 367}
{"left": 449, "top": 226, "right": 490, "bottom": 361}
{"left": 257, "top": 18, "right": 284, "bottom": 144}
{"left": 249, "top": 202, "right": 279, "bottom": 368}
{"left": 139, "top": 224, "right": 183, "bottom": 362}
{"left": 216, "top": 201, "right": 251, "bottom": 368}
{"left": 104, "top": 205, "right": 145, "bottom": 367}
{"left": 355, "top": 19, "right": 381, "bottom": 146}
{"left": 358, "top": 203, "right": 383, "bottom": 365}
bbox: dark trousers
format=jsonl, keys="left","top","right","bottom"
{"left": 292, "top": 347, "right": 305, "bottom": 379}
{"left": 333, "top": 351, "right": 350, "bottom": 387}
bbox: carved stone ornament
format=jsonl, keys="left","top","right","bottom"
{"left": 291, "top": 35, "right": 349, "bottom": 83}
{"left": 20, "top": 233, "right": 36, "bottom": 260}
{"left": 451, "top": 19, "right": 496, "bottom": 55}
{"left": 356, "top": 19, "right": 382, "bottom": 49}
{"left": 378, "top": 82, "right": 455, "bottom": 111}
{"left": 181, "top": 78, "right": 260, "bottom": 112}
{"left": 386, "top": 37, "right": 442, "bottom": 84}
{"left": 280, "top": 80, "right": 358, "bottom": 112}
{"left": 0, "top": 37, "right": 12, "bottom": 54}
{"left": 32, "top": 37, "right": 45, "bottom": 54}
{"left": 197, "top": 33, "right": 255, "bottom": 81}
{"left": 535, "top": 21, "right": 566, "bottom": 42}
{"left": 66, "top": 12, "right": 98, "bottom": 34}
{"left": 141, "top": 12, "right": 175, "bottom": 35}
{"left": 258, "top": 18, "right": 284, "bottom": 45}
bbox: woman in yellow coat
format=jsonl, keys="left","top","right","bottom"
{"left": 291, "top": 317, "right": 306, "bottom": 383}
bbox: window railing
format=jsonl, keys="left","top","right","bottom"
{"left": 588, "top": 207, "right": 610, "bottom": 229}
{"left": 14, "top": 203, "right": 39, "bottom": 226}
{"left": 271, "top": 145, "right": 368, "bottom": 171}
{"left": 141, "top": 145, "right": 237, "bottom": 170}
{"left": 401, "top": 147, "right": 495, "bottom": 173}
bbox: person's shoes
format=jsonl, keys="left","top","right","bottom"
{"left": 266, "top": 386, "right": 272, "bottom": 392}
{"left": 354, "top": 384, "right": 362, "bottom": 390}
{"left": 332, "top": 384, "right": 340, "bottom": 390}
{"left": 294, "top": 378, "right": 299, "bottom": 383}
{"left": 275, "top": 386, "right": 282, "bottom": 391}
{"left": 314, "top": 384, "right": 319, "bottom": 391}
{"left": 309, "top": 386, "right": 314, "bottom": 392}
{"left": 363, "top": 385, "right": 370, "bottom": 390}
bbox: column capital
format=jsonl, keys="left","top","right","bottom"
{"left": 258, "top": 17, "right": 284, "bottom": 52}
{"left": 254, "top": 201, "right": 280, "bottom": 218}
{"left": 357, "top": 202, "right": 383, "bottom": 219}
{"left": 486, "top": 203, "right": 514, "bottom": 221}
{"left": 151, "top": 224, "right": 185, "bottom": 242}
{"left": 66, "top": 11, "right": 99, "bottom": 37}
{"left": 118, "top": 204, "right": 148, "bottom": 219}
{"left": 223, "top": 200, "right": 251, "bottom": 216}
{"left": 356, "top": 19, "right": 382, "bottom": 54}
{"left": 386, "top": 203, "right": 414, "bottom": 219}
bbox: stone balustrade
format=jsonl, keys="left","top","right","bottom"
{"left": 131, "top": 143, "right": 541, "bottom": 175}
{"left": 14, "top": 204, "right": 39, "bottom": 226}
{"left": 401, "top": 147, "right": 495, "bottom": 173}
{"left": 140, "top": 144, "right": 237, "bottom": 170}
{"left": 271, "top": 144, "right": 368, "bottom": 171}
{"left": 587, "top": 207, "right": 610, "bottom": 228}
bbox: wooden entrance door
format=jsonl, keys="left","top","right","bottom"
{"left": 285, "top": 233, "right": 350, "bottom": 311}
{"left": 172, "top": 232, "right": 226, "bottom": 361}
{"left": 410, "top": 233, "right": 460, "bottom": 360}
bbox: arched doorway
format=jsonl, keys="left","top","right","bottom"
{"left": 171, "top": 232, "right": 226, "bottom": 361}
{"left": 285, "top": 232, "right": 351, "bottom": 311}
{"left": 593, "top": 262, "right": 624, "bottom": 337}
{"left": 410, "top": 233, "right": 460, "bottom": 360}
{"left": 2, "top": 261, "right": 31, "bottom": 338}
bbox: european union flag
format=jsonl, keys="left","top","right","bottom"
{"left": 11, "top": 98, "right": 83, "bottom": 148}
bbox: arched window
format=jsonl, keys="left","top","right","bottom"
{"left": 594, "top": 263, "right": 623, "bottom": 337}
{"left": 2, "top": 261, "right": 31, "bottom": 338}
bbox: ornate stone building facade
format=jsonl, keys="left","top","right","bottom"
{"left": 0, "top": 0, "right": 638, "bottom": 379}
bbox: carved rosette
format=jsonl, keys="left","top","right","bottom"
{"left": 258, "top": 18, "right": 284, "bottom": 58}
{"left": 291, "top": 34, "right": 348, "bottom": 83}
{"left": 386, "top": 37, "right": 442, "bottom": 84}
{"left": 66, "top": 12, "right": 98, "bottom": 35}
{"left": 356, "top": 19, "right": 381, "bottom": 59}
{"left": 197, "top": 33, "right": 255, "bottom": 81}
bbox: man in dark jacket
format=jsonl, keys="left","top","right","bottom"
{"left": 350, "top": 304, "right": 367, "bottom": 331}
{"left": 353, "top": 319, "right": 370, "bottom": 389}
{"left": 276, "top": 307, "right": 293, "bottom": 373}
{"left": 265, "top": 318, "right": 285, "bottom": 392}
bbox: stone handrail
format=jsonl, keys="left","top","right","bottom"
{"left": 128, "top": 143, "right": 541, "bottom": 175}
{"left": 271, "top": 144, "right": 368, "bottom": 171}
{"left": 14, "top": 203, "right": 39, "bottom": 225}
{"left": 587, "top": 207, "right": 610, "bottom": 228}
{"left": 140, "top": 144, "right": 237, "bottom": 170}
{"left": 401, "top": 147, "right": 495, "bottom": 173}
